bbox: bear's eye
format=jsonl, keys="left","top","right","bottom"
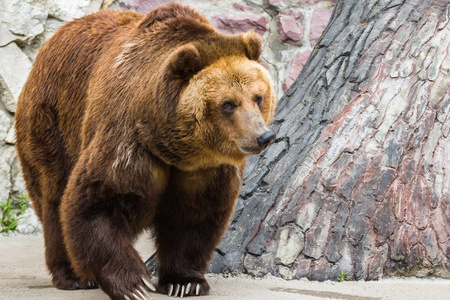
{"left": 254, "top": 94, "right": 263, "bottom": 107}
{"left": 221, "top": 99, "right": 237, "bottom": 114}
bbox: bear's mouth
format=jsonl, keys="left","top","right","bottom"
{"left": 237, "top": 145, "right": 262, "bottom": 155}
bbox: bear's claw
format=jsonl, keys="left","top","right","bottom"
{"left": 196, "top": 283, "right": 200, "bottom": 295}
{"left": 138, "top": 286, "right": 153, "bottom": 299}
{"left": 142, "top": 277, "right": 156, "bottom": 292}
{"left": 123, "top": 277, "right": 155, "bottom": 300}
{"left": 186, "top": 283, "right": 191, "bottom": 294}
{"left": 167, "top": 282, "right": 201, "bottom": 297}
{"left": 124, "top": 287, "right": 152, "bottom": 300}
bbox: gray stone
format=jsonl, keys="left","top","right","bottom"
{"left": 5, "top": 126, "right": 15, "bottom": 144}
{"left": 11, "top": 165, "right": 25, "bottom": 199}
{"left": 303, "top": 207, "right": 333, "bottom": 259}
{"left": 23, "top": 0, "right": 89, "bottom": 21}
{"left": 268, "top": 0, "right": 299, "bottom": 11}
{"left": 87, "top": 0, "right": 103, "bottom": 14}
{"left": 275, "top": 226, "right": 304, "bottom": 266}
{"left": 0, "top": 24, "right": 19, "bottom": 47}
{"left": 0, "top": 43, "right": 32, "bottom": 112}
{"left": 0, "top": 0, "right": 47, "bottom": 44}
{"left": 0, "top": 77, "right": 14, "bottom": 111}
{"left": 3, "top": 146, "right": 26, "bottom": 198}
{"left": 244, "top": 249, "right": 278, "bottom": 277}
{"left": 21, "top": 17, "right": 64, "bottom": 61}
{"left": 0, "top": 157, "right": 11, "bottom": 202}
{"left": 0, "top": 109, "right": 12, "bottom": 141}
{"left": 15, "top": 208, "right": 41, "bottom": 234}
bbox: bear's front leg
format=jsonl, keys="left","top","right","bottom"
{"left": 61, "top": 185, "right": 156, "bottom": 300}
{"left": 154, "top": 218, "right": 220, "bottom": 297}
{"left": 60, "top": 153, "right": 160, "bottom": 300}
{"left": 154, "top": 165, "right": 241, "bottom": 298}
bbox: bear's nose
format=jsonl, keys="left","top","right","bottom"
{"left": 256, "top": 131, "right": 276, "bottom": 150}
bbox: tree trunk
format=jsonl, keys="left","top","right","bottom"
{"left": 209, "top": 0, "right": 450, "bottom": 281}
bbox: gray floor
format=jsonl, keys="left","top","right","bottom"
{"left": 1, "top": 235, "right": 449, "bottom": 300}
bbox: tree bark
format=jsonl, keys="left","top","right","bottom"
{"left": 209, "top": 0, "right": 450, "bottom": 280}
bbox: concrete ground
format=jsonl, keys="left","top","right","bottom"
{"left": 1, "top": 235, "right": 449, "bottom": 300}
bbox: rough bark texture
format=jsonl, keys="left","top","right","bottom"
{"left": 210, "top": 0, "right": 450, "bottom": 281}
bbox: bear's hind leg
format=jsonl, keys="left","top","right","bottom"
{"left": 16, "top": 152, "right": 96, "bottom": 290}
{"left": 41, "top": 199, "right": 97, "bottom": 290}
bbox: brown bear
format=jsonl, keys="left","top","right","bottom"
{"left": 15, "top": 3, "right": 277, "bottom": 300}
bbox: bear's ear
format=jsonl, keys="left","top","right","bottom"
{"left": 138, "top": 3, "right": 181, "bottom": 29}
{"left": 242, "top": 30, "right": 262, "bottom": 61}
{"left": 167, "top": 43, "right": 203, "bottom": 80}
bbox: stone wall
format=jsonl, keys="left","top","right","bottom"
{"left": 0, "top": 0, "right": 335, "bottom": 234}
{"left": 108, "top": 0, "right": 336, "bottom": 97}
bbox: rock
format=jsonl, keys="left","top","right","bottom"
{"left": 0, "top": 109, "right": 12, "bottom": 141}
{"left": 112, "top": 0, "right": 172, "bottom": 13}
{"left": 232, "top": 3, "right": 254, "bottom": 12}
{"left": 87, "top": 0, "right": 103, "bottom": 14}
{"left": 282, "top": 50, "right": 312, "bottom": 92}
{"left": 211, "top": 14, "right": 268, "bottom": 36}
{"left": 21, "top": 16, "right": 64, "bottom": 60}
{"left": 309, "top": 0, "right": 337, "bottom": 3}
{"left": 269, "top": 0, "right": 291, "bottom": 10}
{"left": 278, "top": 11, "right": 304, "bottom": 43}
{"left": 310, "top": 6, "right": 334, "bottom": 46}
{"left": 0, "top": 157, "right": 11, "bottom": 202}
{"left": 15, "top": 207, "right": 41, "bottom": 234}
{"left": 308, "top": 258, "right": 333, "bottom": 281}
{"left": 275, "top": 226, "right": 304, "bottom": 266}
{"left": 303, "top": 208, "right": 333, "bottom": 259}
{"left": 0, "top": 77, "right": 14, "bottom": 114}
{"left": 269, "top": 0, "right": 287, "bottom": 5}
{"left": 0, "top": 25, "right": 19, "bottom": 47}
{"left": 24, "top": 0, "right": 90, "bottom": 22}
{"left": 10, "top": 168, "right": 25, "bottom": 199}
{"left": 5, "top": 126, "right": 15, "bottom": 144}
{"left": 0, "top": 42, "right": 32, "bottom": 112}
{"left": 0, "top": 0, "right": 47, "bottom": 45}
{"left": 3, "top": 146, "right": 25, "bottom": 199}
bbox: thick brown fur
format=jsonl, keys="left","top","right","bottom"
{"left": 15, "top": 3, "right": 276, "bottom": 300}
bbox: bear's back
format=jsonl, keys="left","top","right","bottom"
{"left": 16, "top": 10, "right": 142, "bottom": 161}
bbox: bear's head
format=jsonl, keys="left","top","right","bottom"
{"left": 159, "top": 31, "right": 277, "bottom": 171}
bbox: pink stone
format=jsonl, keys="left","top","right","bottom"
{"left": 310, "top": 6, "right": 334, "bottom": 46}
{"left": 285, "top": 0, "right": 337, "bottom": 3}
{"left": 211, "top": 15, "right": 268, "bottom": 36}
{"left": 233, "top": 3, "right": 246, "bottom": 11}
{"left": 278, "top": 11, "right": 304, "bottom": 43}
{"left": 269, "top": 0, "right": 287, "bottom": 5}
{"left": 282, "top": 9, "right": 304, "bottom": 20}
{"left": 118, "top": 0, "right": 172, "bottom": 14}
{"left": 282, "top": 50, "right": 312, "bottom": 92}
{"left": 308, "top": 0, "right": 337, "bottom": 3}
{"left": 232, "top": 3, "right": 254, "bottom": 11}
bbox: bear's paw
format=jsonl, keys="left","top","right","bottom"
{"left": 161, "top": 279, "right": 210, "bottom": 298}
